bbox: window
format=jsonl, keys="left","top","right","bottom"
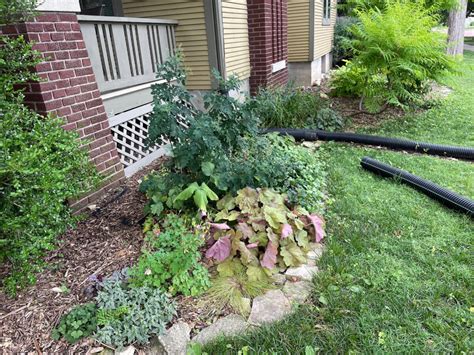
{"left": 323, "top": 0, "right": 331, "bottom": 25}
{"left": 80, "top": 0, "right": 123, "bottom": 16}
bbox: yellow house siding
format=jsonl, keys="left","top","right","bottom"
{"left": 222, "top": 0, "right": 251, "bottom": 80}
{"left": 288, "top": 0, "right": 310, "bottom": 62}
{"left": 122, "top": 0, "right": 211, "bottom": 90}
{"left": 313, "top": 0, "right": 337, "bottom": 59}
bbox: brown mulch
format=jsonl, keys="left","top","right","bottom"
{"left": 315, "top": 78, "right": 406, "bottom": 130}
{"left": 0, "top": 163, "right": 156, "bottom": 353}
{"left": 0, "top": 158, "right": 231, "bottom": 353}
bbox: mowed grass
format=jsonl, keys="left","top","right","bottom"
{"left": 202, "top": 54, "right": 474, "bottom": 353}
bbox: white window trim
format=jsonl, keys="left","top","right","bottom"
{"left": 37, "top": 0, "right": 81, "bottom": 12}
{"left": 271, "top": 60, "right": 286, "bottom": 73}
{"left": 322, "top": 0, "right": 331, "bottom": 26}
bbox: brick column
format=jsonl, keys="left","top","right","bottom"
{"left": 1, "top": 13, "right": 125, "bottom": 210}
{"left": 247, "top": 0, "right": 288, "bottom": 95}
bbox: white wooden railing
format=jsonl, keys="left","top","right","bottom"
{"left": 78, "top": 15, "right": 177, "bottom": 94}
{"left": 79, "top": 15, "right": 178, "bottom": 177}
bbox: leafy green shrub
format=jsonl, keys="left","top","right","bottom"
{"left": 330, "top": 1, "right": 457, "bottom": 112}
{"left": 267, "top": 135, "right": 326, "bottom": 213}
{"left": 95, "top": 279, "right": 175, "bottom": 349}
{"left": 0, "top": 0, "right": 37, "bottom": 23}
{"left": 206, "top": 188, "right": 325, "bottom": 281}
{"left": 129, "top": 214, "right": 211, "bottom": 296}
{"left": 147, "top": 54, "right": 260, "bottom": 192}
{"left": 333, "top": 16, "right": 359, "bottom": 66}
{"left": 0, "top": 35, "right": 99, "bottom": 294}
{"left": 250, "top": 85, "right": 344, "bottom": 131}
{"left": 141, "top": 55, "right": 328, "bottom": 218}
{"left": 51, "top": 303, "right": 97, "bottom": 343}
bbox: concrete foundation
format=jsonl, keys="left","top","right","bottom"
{"left": 288, "top": 52, "right": 332, "bottom": 87}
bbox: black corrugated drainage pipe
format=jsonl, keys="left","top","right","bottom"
{"left": 360, "top": 157, "right": 474, "bottom": 216}
{"left": 262, "top": 128, "right": 474, "bottom": 160}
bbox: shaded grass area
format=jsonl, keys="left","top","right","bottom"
{"left": 202, "top": 54, "right": 474, "bottom": 354}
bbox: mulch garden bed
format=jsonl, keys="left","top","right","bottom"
{"left": 0, "top": 159, "right": 232, "bottom": 353}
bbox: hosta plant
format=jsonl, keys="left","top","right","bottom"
{"left": 205, "top": 188, "right": 325, "bottom": 281}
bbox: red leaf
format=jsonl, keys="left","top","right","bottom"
{"left": 205, "top": 236, "right": 231, "bottom": 262}
{"left": 281, "top": 223, "right": 293, "bottom": 239}
{"left": 236, "top": 222, "right": 254, "bottom": 239}
{"left": 261, "top": 242, "right": 278, "bottom": 269}
{"left": 247, "top": 242, "right": 259, "bottom": 249}
{"left": 307, "top": 214, "right": 325, "bottom": 243}
{"left": 210, "top": 222, "right": 231, "bottom": 230}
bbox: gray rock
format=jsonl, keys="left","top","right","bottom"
{"left": 247, "top": 290, "right": 291, "bottom": 325}
{"left": 149, "top": 321, "right": 190, "bottom": 355}
{"left": 271, "top": 273, "right": 287, "bottom": 285}
{"left": 192, "top": 314, "right": 248, "bottom": 345}
{"left": 285, "top": 265, "right": 319, "bottom": 282}
{"left": 282, "top": 281, "right": 312, "bottom": 304}
{"left": 307, "top": 243, "right": 324, "bottom": 260}
{"left": 115, "top": 346, "right": 135, "bottom": 355}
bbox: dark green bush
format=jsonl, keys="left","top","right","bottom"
{"left": 0, "top": 35, "right": 99, "bottom": 294}
{"left": 330, "top": 1, "right": 457, "bottom": 112}
{"left": 250, "top": 85, "right": 344, "bottom": 131}
{"left": 333, "top": 16, "right": 359, "bottom": 66}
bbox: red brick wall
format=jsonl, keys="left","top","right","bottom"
{"left": 247, "top": 0, "right": 288, "bottom": 95}
{"left": 1, "top": 13, "right": 125, "bottom": 211}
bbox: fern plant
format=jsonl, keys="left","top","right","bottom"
{"left": 331, "top": 0, "right": 457, "bottom": 112}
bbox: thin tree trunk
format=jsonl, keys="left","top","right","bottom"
{"left": 447, "top": 0, "right": 468, "bottom": 56}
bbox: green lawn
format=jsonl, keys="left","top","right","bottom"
{"left": 203, "top": 53, "right": 474, "bottom": 353}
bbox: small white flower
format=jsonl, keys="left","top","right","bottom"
{"left": 144, "top": 269, "right": 152, "bottom": 275}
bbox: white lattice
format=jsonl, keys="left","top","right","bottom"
{"left": 109, "top": 103, "right": 167, "bottom": 177}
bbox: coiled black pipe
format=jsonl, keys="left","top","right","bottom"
{"left": 262, "top": 128, "right": 474, "bottom": 160}
{"left": 360, "top": 157, "right": 474, "bottom": 216}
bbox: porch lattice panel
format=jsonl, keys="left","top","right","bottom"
{"left": 109, "top": 103, "right": 166, "bottom": 176}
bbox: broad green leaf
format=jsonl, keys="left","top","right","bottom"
{"left": 238, "top": 241, "right": 259, "bottom": 266}
{"left": 280, "top": 241, "right": 306, "bottom": 267}
{"left": 201, "top": 161, "right": 215, "bottom": 176}
{"left": 174, "top": 182, "right": 199, "bottom": 202}
{"left": 295, "top": 229, "right": 309, "bottom": 249}
{"left": 217, "top": 259, "right": 243, "bottom": 277}
{"left": 193, "top": 189, "right": 208, "bottom": 211}
{"left": 249, "top": 231, "right": 268, "bottom": 247}
{"left": 263, "top": 206, "right": 287, "bottom": 229}
{"left": 246, "top": 265, "right": 269, "bottom": 282}
{"left": 259, "top": 188, "right": 286, "bottom": 208}
{"left": 266, "top": 227, "right": 279, "bottom": 246}
{"left": 216, "top": 194, "right": 235, "bottom": 211}
{"left": 150, "top": 201, "right": 164, "bottom": 216}
{"left": 235, "top": 187, "right": 259, "bottom": 214}
{"left": 215, "top": 209, "right": 241, "bottom": 221}
{"left": 200, "top": 182, "right": 219, "bottom": 201}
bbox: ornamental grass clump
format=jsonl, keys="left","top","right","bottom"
{"left": 331, "top": 0, "right": 457, "bottom": 113}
